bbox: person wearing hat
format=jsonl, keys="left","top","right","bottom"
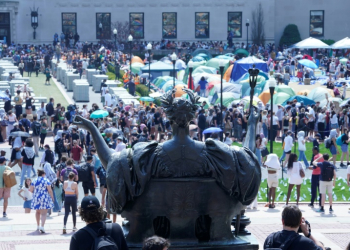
{"left": 69, "top": 195, "right": 128, "bottom": 250}
{"left": 0, "top": 156, "right": 12, "bottom": 217}
{"left": 115, "top": 136, "right": 126, "bottom": 153}
{"left": 263, "top": 154, "right": 282, "bottom": 208}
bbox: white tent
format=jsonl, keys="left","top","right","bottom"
{"left": 291, "top": 37, "right": 330, "bottom": 49}
{"left": 331, "top": 37, "right": 350, "bottom": 49}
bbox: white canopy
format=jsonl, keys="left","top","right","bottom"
{"left": 291, "top": 37, "right": 330, "bottom": 49}
{"left": 331, "top": 37, "right": 350, "bottom": 49}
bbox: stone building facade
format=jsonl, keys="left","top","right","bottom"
{"left": 0, "top": 0, "right": 348, "bottom": 45}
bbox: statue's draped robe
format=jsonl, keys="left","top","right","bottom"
{"left": 107, "top": 139, "right": 261, "bottom": 213}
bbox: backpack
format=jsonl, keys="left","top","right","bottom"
{"left": 324, "top": 138, "right": 332, "bottom": 149}
{"left": 120, "top": 116, "right": 126, "bottom": 127}
{"left": 336, "top": 134, "right": 344, "bottom": 146}
{"left": 82, "top": 223, "right": 118, "bottom": 250}
{"left": 3, "top": 167, "right": 17, "bottom": 188}
{"left": 65, "top": 111, "right": 71, "bottom": 121}
{"left": 138, "top": 134, "right": 147, "bottom": 142}
{"left": 63, "top": 168, "right": 74, "bottom": 181}
{"left": 32, "top": 121, "right": 41, "bottom": 136}
{"left": 291, "top": 108, "right": 297, "bottom": 118}
{"left": 78, "top": 163, "right": 91, "bottom": 182}
{"left": 20, "top": 118, "right": 29, "bottom": 132}
{"left": 321, "top": 162, "right": 335, "bottom": 181}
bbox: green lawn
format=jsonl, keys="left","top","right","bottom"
{"left": 29, "top": 73, "right": 69, "bottom": 107}
{"left": 257, "top": 178, "right": 350, "bottom": 203}
{"left": 232, "top": 141, "right": 344, "bottom": 161}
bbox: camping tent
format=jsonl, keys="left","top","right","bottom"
{"left": 131, "top": 56, "right": 144, "bottom": 64}
{"left": 276, "top": 85, "right": 296, "bottom": 97}
{"left": 141, "top": 61, "right": 177, "bottom": 79}
{"left": 230, "top": 56, "right": 268, "bottom": 82}
{"left": 308, "top": 87, "right": 334, "bottom": 103}
{"left": 282, "top": 95, "right": 315, "bottom": 106}
{"left": 205, "top": 58, "right": 230, "bottom": 71}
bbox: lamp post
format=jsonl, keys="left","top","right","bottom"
{"left": 188, "top": 60, "right": 194, "bottom": 90}
{"left": 247, "top": 65, "right": 259, "bottom": 114}
{"left": 219, "top": 60, "right": 225, "bottom": 141}
{"left": 246, "top": 19, "right": 249, "bottom": 48}
{"left": 171, "top": 52, "right": 177, "bottom": 87}
{"left": 269, "top": 77, "right": 276, "bottom": 153}
{"left": 30, "top": 8, "right": 39, "bottom": 40}
{"left": 99, "top": 23, "right": 103, "bottom": 44}
{"left": 128, "top": 34, "right": 133, "bottom": 80}
{"left": 146, "top": 43, "right": 152, "bottom": 91}
{"left": 113, "top": 28, "right": 117, "bottom": 51}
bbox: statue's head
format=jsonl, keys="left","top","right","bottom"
{"left": 161, "top": 87, "right": 199, "bottom": 128}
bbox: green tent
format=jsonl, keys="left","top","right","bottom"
{"left": 308, "top": 87, "right": 333, "bottom": 103}
{"left": 215, "top": 92, "right": 240, "bottom": 107}
{"left": 271, "top": 92, "right": 291, "bottom": 105}
{"left": 131, "top": 62, "right": 145, "bottom": 74}
{"left": 276, "top": 85, "right": 296, "bottom": 97}
{"left": 182, "top": 61, "right": 206, "bottom": 84}
{"left": 192, "top": 66, "right": 217, "bottom": 75}
{"left": 205, "top": 58, "right": 230, "bottom": 71}
{"left": 234, "top": 49, "right": 249, "bottom": 57}
{"left": 152, "top": 76, "right": 173, "bottom": 88}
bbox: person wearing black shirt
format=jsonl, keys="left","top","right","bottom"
{"left": 340, "top": 128, "right": 349, "bottom": 167}
{"left": 197, "top": 109, "right": 206, "bottom": 141}
{"left": 115, "top": 62, "right": 120, "bottom": 81}
{"left": 69, "top": 196, "right": 128, "bottom": 250}
{"left": 264, "top": 205, "right": 324, "bottom": 250}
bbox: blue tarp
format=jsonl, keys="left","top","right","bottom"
{"left": 230, "top": 56, "right": 268, "bottom": 82}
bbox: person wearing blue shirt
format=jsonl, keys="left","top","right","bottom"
{"left": 198, "top": 76, "right": 208, "bottom": 97}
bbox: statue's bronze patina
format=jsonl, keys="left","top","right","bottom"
{"left": 73, "top": 87, "right": 261, "bottom": 249}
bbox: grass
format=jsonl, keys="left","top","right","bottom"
{"left": 232, "top": 141, "right": 345, "bottom": 161}
{"left": 257, "top": 178, "right": 350, "bottom": 202}
{"left": 29, "top": 73, "right": 69, "bottom": 107}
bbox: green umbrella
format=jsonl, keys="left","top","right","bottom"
{"left": 276, "top": 85, "right": 296, "bottom": 97}
{"left": 234, "top": 49, "right": 249, "bottom": 57}
{"left": 90, "top": 110, "right": 109, "bottom": 119}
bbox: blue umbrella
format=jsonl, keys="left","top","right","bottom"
{"left": 90, "top": 110, "right": 109, "bottom": 119}
{"left": 139, "top": 97, "right": 154, "bottom": 102}
{"left": 203, "top": 127, "right": 222, "bottom": 134}
{"left": 298, "top": 59, "right": 318, "bottom": 69}
{"left": 0, "top": 91, "right": 10, "bottom": 100}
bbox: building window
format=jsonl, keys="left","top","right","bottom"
{"left": 162, "top": 12, "right": 177, "bottom": 39}
{"left": 130, "top": 13, "right": 144, "bottom": 39}
{"left": 195, "top": 12, "right": 209, "bottom": 38}
{"left": 310, "top": 10, "right": 324, "bottom": 37}
{"left": 62, "top": 13, "right": 77, "bottom": 35}
{"left": 96, "top": 13, "right": 111, "bottom": 39}
{"left": 228, "top": 12, "right": 242, "bottom": 38}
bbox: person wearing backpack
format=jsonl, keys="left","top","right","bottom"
{"left": 40, "top": 145, "right": 56, "bottom": 166}
{"left": 31, "top": 116, "right": 41, "bottom": 157}
{"left": 0, "top": 156, "right": 12, "bottom": 218}
{"left": 313, "top": 153, "right": 337, "bottom": 213}
{"left": 60, "top": 159, "right": 78, "bottom": 182}
{"left": 96, "top": 164, "right": 106, "bottom": 195}
{"left": 69, "top": 195, "right": 128, "bottom": 250}
{"left": 19, "top": 114, "right": 31, "bottom": 133}
{"left": 79, "top": 156, "right": 96, "bottom": 197}
{"left": 339, "top": 128, "right": 350, "bottom": 167}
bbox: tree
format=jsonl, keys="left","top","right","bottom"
{"left": 110, "top": 21, "right": 129, "bottom": 43}
{"left": 251, "top": 3, "right": 265, "bottom": 45}
{"left": 279, "top": 24, "right": 301, "bottom": 47}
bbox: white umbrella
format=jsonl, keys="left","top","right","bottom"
{"left": 331, "top": 37, "right": 350, "bottom": 49}
{"left": 291, "top": 37, "right": 330, "bottom": 49}
{"left": 149, "top": 92, "right": 164, "bottom": 98}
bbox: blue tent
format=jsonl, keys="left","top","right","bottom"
{"left": 281, "top": 95, "right": 316, "bottom": 106}
{"left": 230, "top": 56, "right": 268, "bottom": 82}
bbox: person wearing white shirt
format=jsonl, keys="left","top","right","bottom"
{"left": 282, "top": 131, "right": 294, "bottom": 168}
{"left": 81, "top": 105, "right": 89, "bottom": 118}
{"left": 105, "top": 90, "right": 112, "bottom": 107}
{"left": 308, "top": 106, "right": 315, "bottom": 137}
{"left": 36, "top": 102, "right": 47, "bottom": 121}
{"left": 276, "top": 105, "right": 284, "bottom": 137}
{"left": 272, "top": 112, "right": 280, "bottom": 142}
{"left": 317, "top": 110, "right": 326, "bottom": 140}
{"left": 115, "top": 137, "right": 126, "bottom": 152}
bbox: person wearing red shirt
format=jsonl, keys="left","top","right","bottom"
{"left": 308, "top": 147, "right": 324, "bottom": 208}
{"left": 71, "top": 140, "right": 83, "bottom": 164}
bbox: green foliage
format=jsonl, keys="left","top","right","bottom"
{"left": 154, "top": 98, "right": 162, "bottom": 107}
{"left": 279, "top": 24, "right": 302, "bottom": 47}
{"left": 321, "top": 39, "right": 336, "bottom": 45}
{"left": 106, "top": 71, "right": 115, "bottom": 80}
{"left": 107, "top": 64, "right": 115, "bottom": 74}
{"left": 136, "top": 84, "right": 149, "bottom": 97}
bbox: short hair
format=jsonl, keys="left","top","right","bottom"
{"left": 68, "top": 172, "right": 75, "bottom": 180}
{"left": 142, "top": 236, "right": 170, "bottom": 250}
{"left": 323, "top": 153, "right": 329, "bottom": 160}
{"left": 79, "top": 206, "right": 104, "bottom": 223}
{"left": 282, "top": 205, "right": 302, "bottom": 228}
{"left": 87, "top": 155, "right": 93, "bottom": 161}
{"left": 25, "top": 139, "right": 34, "bottom": 147}
{"left": 67, "top": 159, "right": 73, "bottom": 165}
{"left": 22, "top": 114, "right": 27, "bottom": 118}
{"left": 33, "top": 115, "right": 38, "bottom": 120}
{"left": 61, "top": 156, "right": 67, "bottom": 162}
{"left": 37, "top": 169, "right": 45, "bottom": 176}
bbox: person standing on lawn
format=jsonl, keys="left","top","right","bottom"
{"left": 308, "top": 147, "right": 323, "bottom": 208}
{"left": 263, "top": 154, "right": 281, "bottom": 209}
{"left": 313, "top": 153, "right": 336, "bottom": 213}
{"left": 281, "top": 130, "right": 293, "bottom": 168}
{"left": 339, "top": 128, "right": 349, "bottom": 167}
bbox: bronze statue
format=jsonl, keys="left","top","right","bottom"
{"left": 73, "top": 88, "right": 261, "bottom": 249}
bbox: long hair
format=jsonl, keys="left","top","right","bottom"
{"left": 287, "top": 153, "right": 297, "bottom": 169}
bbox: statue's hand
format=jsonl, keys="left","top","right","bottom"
{"left": 72, "top": 115, "right": 90, "bottom": 130}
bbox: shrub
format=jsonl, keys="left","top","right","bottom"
{"left": 136, "top": 84, "right": 149, "bottom": 97}
{"left": 279, "top": 24, "right": 301, "bottom": 47}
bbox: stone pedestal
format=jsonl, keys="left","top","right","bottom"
{"left": 0, "top": 66, "right": 18, "bottom": 75}
{"left": 73, "top": 82, "right": 89, "bottom": 102}
{"left": 92, "top": 75, "right": 108, "bottom": 92}
{"left": 0, "top": 82, "right": 10, "bottom": 92}
{"left": 105, "top": 80, "right": 118, "bottom": 89}
{"left": 61, "top": 68, "right": 69, "bottom": 87}
{"left": 86, "top": 69, "right": 98, "bottom": 86}
{"left": 73, "top": 79, "right": 89, "bottom": 100}
{"left": 66, "top": 73, "right": 80, "bottom": 92}
{"left": 10, "top": 80, "right": 27, "bottom": 96}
